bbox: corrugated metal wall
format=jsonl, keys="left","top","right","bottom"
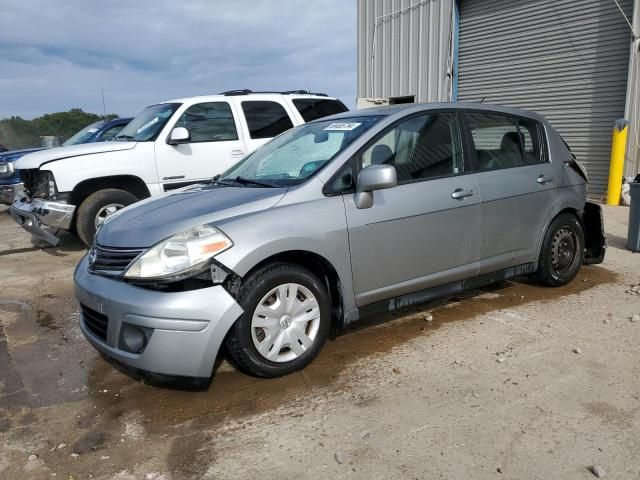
{"left": 457, "top": 0, "right": 634, "bottom": 197}
{"left": 357, "top": 0, "right": 455, "bottom": 104}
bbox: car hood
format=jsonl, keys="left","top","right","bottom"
{"left": 0, "top": 147, "right": 48, "bottom": 162}
{"left": 15, "top": 141, "right": 137, "bottom": 169}
{"left": 96, "top": 184, "right": 287, "bottom": 248}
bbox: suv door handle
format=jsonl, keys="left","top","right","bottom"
{"left": 231, "top": 149, "right": 245, "bottom": 158}
{"left": 451, "top": 188, "right": 474, "bottom": 200}
{"left": 537, "top": 175, "right": 554, "bottom": 185}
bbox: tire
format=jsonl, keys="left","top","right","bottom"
{"left": 225, "top": 263, "right": 331, "bottom": 378}
{"left": 535, "top": 213, "right": 585, "bottom": 287}
{"left": 76, "top": 189, "right": 138, "bottom": 246}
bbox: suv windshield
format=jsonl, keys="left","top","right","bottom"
{"left": 62, "top": 121, "right": 106, "bottom": 146}
{"left": 116, "top": 103, "right": 181, "bottom": 142}
{"left": 220, "top": 116, "right": 383, "bottom": 187}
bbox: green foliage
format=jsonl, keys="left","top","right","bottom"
{"left": 0, "top": 108, "right": 118, "bottom": 149}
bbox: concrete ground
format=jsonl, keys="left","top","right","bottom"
{"left": 0, "top": 204, "right": 639, "bottom": 480}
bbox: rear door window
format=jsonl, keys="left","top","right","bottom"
{"left": 175, "top": 102, "right": 238, "bottom": 142}
{"left": 241, "top": 101, "right": 294, "bottom": 139}
{"left": 466, "top": 112, "right": 544, "bottom": 170}
{"left": 292, "top": 98, "right": 348, "bottom": 122}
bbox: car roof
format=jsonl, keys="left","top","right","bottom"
{"left": 112, "top": 117, "right": 133, "bottom": 122}
{"left": 321, "top": 102, "right": 547, "bottom": 123}
{"left": 161, "top": 92, "right": 339, "bottom": 104}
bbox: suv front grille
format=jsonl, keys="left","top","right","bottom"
{"left": 81, "top": 304, "right": 108, "bottom": 341}
{"left": 89, "top": 245, "right": 144, "bottom": 277}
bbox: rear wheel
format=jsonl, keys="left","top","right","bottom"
{"left": 535, "top": 213, "right": 584, "bottom": 286}
{"left": 225, "top": 263, "right": 331, "bottom": 378}
{"left": 76, "top": 189, "right": 137, "bottom": 246}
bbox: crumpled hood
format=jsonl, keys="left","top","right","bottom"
{"left": 15, "top": 141, "right": 137, "bottom": 169}
{"left": 96, "top": 184, "right": 287, "bottom": 248}
{"left": 0, "top": 147, "right": 47, "bottom": 162}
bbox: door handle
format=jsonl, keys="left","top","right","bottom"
{"left": 537, "top": 175, "right": 554, "bottom": 185}
{"left": 451, "top": 188, "right": 474, "bottom": 200}
{"left": 231, "top": 149, "right": 245, "bottom": 158}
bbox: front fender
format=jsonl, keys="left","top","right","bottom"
{"left": 47, "top": 143, "right": 156, "bottom": 192}
{"left": 214, "top": 195, "right": 358, "bottom": 320}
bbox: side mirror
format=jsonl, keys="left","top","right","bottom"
{"left": 167, "top": 127, "right": 190, "bottom": 145}
{"left": 354, "top": 164, "right": 397, "bottom": 209}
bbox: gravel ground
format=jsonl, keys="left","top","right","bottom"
{"left": 0, "top": 204, "right": 638, "bottom": 480}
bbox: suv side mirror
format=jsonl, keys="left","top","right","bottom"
{"left": 168, "top": 127, "right": 190, "bottom": 145}
{"left": 354, "top": 164, "right": 397, "bottom": 209}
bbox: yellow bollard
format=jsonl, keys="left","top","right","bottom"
{"left": 606, "top": 119, "right": 629, "bottom": 206}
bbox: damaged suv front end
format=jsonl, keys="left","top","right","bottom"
{"left": 10, "top": 169, "right": 75, "bottom": 246}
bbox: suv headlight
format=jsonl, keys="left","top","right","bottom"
{"left": 123, "top": 225, "right": 233, "bottom": 279}
{"left": 0, "top": 162, "right": 14, "bottom": 178}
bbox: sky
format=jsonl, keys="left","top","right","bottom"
{"left": 0, "top": 0, "right": 357, "bottom": 119}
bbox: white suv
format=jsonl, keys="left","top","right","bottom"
{"left": 10, "top": 90, "right": 347, "bottom": 246}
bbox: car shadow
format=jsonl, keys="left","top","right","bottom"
{"left": 0, "top": 230, "right": 86, "bottom": 257}
{"left": 606, "top": 233, "right": 629, "bottom": 251}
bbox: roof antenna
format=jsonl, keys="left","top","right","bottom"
{"left": 304, "top": 76, "right": 311, "bottom": 94}
{"left": 101, "top": 88, "right": 107, "bottom": 117}
{"left": 479, "top": 96, "right": 487, "bottom": 103}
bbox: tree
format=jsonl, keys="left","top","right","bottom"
{"left": 0, "top": 109, "right": 119, "bottom": 149}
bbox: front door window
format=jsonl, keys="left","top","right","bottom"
{"left": 361, "top": 113, "right": 464, "bottom": 182}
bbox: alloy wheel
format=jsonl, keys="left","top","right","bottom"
{"left": 94, "top": 203, "right": 124, "bottom": 229}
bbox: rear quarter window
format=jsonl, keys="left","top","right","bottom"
{"left": 241, "top": 101, "right": 294, "bottom": 139}
{"left": 293, "top": 99, "right": 349, "bottom": 122}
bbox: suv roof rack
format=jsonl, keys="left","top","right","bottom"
{"left": 220, "top": 89, "right": 328, "bottom": 97}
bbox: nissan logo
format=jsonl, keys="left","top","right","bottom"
{"left": 88, "top": 248, "right": 97, "bottom": 267}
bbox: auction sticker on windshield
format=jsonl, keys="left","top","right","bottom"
{"left": 324, "top": 122, "right": 362, "bottom": 131}
{"left": 137, "top": 117, "right": 159, "bottom": 134}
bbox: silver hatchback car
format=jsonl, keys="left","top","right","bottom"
{"left": 75, "top": 103, "right": 605, "bottom": 382}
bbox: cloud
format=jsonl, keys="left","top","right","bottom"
{"left": 0, "top": 0, "right": 356, "bottom": 119}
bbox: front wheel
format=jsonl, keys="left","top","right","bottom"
{"left": 535, "top": 213, "right": 585, "bottom": 286}
{"left": 225, "top": 263, "right": 331, "bottom": 378}
{"left": 76, "top": 189, "right": 138, "bottom": 246}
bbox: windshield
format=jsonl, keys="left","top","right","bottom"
{"left": 62, "top": 121, "right": 105, "bottom": 146}
{"left": 116, "top": 103, "right": 181, "bottom": 142}
{"left": 220, "top": 116, "right": 383, "bottom": 187}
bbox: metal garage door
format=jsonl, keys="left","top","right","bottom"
{"left": 457, "top": 0, "right": 633, "bottom": 197}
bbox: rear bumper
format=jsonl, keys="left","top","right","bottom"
{"left": 74, "top": 255, "right": 244, "bottom": 379}
{"left": 583, "top": 201, "right": 606, "bottom": 265}
{"left": 9, "top": 192, "right": 76, "bottom": 246}
{"left": 0, "top": 182, "right": 23, "bottom": 205}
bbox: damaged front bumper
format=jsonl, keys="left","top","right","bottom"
{"left": 0, "top": 182, "right": 24, "bottom": 205}
{"left": 74, "top": 254, "right": 244, "bottom": 380}
{"left": 9, "top": 192, "right": 76, "bottom": 246}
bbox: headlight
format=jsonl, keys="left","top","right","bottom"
{"left": 123, "top": 225, "right": 233, "bottom": 279}
{"left": 0, "top": 162, "right": 14, "bottom": 178}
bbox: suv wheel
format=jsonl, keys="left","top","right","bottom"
{"left": 225, "top": 263, "right": 331, "bottom": 378}
{"left": 535, "top": 213, "right": 585, "bottom": 286}
{"left": 76, "top": 189, "right": 138, "bottom": 246}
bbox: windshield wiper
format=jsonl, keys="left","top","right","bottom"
{"left": 233, "top": 176, "right": 275, "bottom": 187}
{"left": 115, "top": 134, "right": 135, "bottom": 141}
{"left": 211, "top": 175, "right": 275, "bottom": 188}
